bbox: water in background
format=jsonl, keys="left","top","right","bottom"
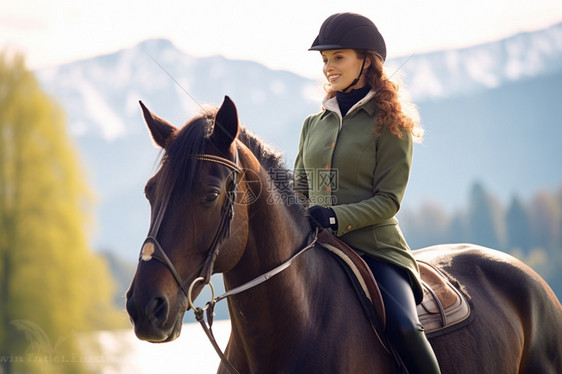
{"left": 88, "top": 321, "right": 230, "bottom": 373}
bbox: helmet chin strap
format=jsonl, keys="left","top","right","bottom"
{"left": 341, "top": 56, "right": 367, "bottom": 92}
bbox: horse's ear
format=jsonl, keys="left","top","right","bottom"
{"left": 139, "top": 101, "right": 176, "bottom": 148}
{"left": 211, "top": 96, "right": 239, "bottom": 151}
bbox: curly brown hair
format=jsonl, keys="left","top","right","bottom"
{"left": 325, "top": 50, "right": 423, "bottom": 143}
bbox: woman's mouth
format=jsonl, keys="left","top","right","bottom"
{"left": 328, "top": 74, "right": 341, "bottom": 82}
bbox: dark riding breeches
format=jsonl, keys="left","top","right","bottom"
{"left": 362, "top": 256, "right": 441, "bottom": 374}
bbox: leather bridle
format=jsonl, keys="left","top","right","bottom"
{"left": 137, "top": 148, "right": 319, "bottom": 374}
{"left": 139, "top": 150, "right": 242, "bottom": 301}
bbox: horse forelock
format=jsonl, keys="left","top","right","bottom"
{"left": 156, "top": 113, "right": 213, "bottom": 202}
{"left": 154, "top": 108, "right": 305, "bottom": 216}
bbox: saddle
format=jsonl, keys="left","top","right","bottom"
{"left": 317, "top": 231, "right": 471, "bottom": 338}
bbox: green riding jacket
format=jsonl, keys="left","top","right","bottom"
{"left": 294, "top": 90, "right": 423, "bottom": 303}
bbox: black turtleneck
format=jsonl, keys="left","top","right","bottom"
{"left": 336, "top": 85, "right": 371, "bottom": 117}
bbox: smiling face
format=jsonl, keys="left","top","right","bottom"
{"left": 321, "top": 49, "right": 370, "bottom": 93}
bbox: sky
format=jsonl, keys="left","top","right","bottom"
{"left": 2, "top": 0, "right": 562, "bottom": 79}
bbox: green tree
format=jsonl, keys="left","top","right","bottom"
{"left": 529, "top": 191, "right": 560, "bottom": 251}
{"left": 399, "top": 202, "right": 451, "bottom": 248}
{"left": 466, "top": 182, "right": 503, "bottom": 249}
{"left": 0, "top": 52, "right": 124, "bottom": 373}
{"left": 554, "top": 186, "right": 562, "bottom": 251}
{"left": 505, "top": 195, "right": 533, "bottom": 254}
{"left": 446, "top": 211, "right": 468, "bottom": 244}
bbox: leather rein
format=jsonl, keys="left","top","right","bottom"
{"left": 138, "top": 150, "right": 319, "bottom": 374}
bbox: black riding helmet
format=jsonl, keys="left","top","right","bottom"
{"left": 309, "top": 12, "right": 386, "bottom": 61}
{"left": 310, "top": 13, "right": 386, "bottom": 92}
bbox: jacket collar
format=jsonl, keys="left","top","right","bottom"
{"left": 321, "top": 89, "right": 377, "bottom": 120}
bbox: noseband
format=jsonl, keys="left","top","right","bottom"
{"left": 139, "top": 150, "right": 242, "bottom": 301}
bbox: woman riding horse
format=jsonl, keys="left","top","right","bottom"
{"left": 126, "top": 95, "right": 562, "bottom": 373}
{"left": 295, "top": 12, "right": 440, "bottom": 373}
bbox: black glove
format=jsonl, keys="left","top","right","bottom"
{"left": 308, "top": 206, "right": 338, "bottom": 231}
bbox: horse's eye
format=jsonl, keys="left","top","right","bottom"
{"left": 203, "top": 190, "right": 220, "bottom": 202}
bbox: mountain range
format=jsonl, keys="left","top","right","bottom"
{"left": 388, "top": 21, "right": 562, "bottom": 99}
{"left": 35, "top": 22, "right": 562, "bottom": 265}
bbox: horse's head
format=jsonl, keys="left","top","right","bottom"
{"left": 126, "top": 96, "right": 249, "bottom": 342}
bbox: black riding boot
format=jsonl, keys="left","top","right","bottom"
{"left": 363, "top": 256, "right": 441, "bottom": 374}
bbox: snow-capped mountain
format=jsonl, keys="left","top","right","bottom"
{"left": 389, "top": 21, "right": 562, "bottom": 99}
{"left": 37, "top": 38, "right": 320, "bottom": 144}
{"left": 37, "top": 22, "right": 562, "bottom": 144}
{"left": 35, "top": 22, "right": 562, "bottom": 261}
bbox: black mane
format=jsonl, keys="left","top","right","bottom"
{"left": 237, "top": 127, "right": 306, "bottom": 215}
{"left": 237, "top": 127, "right": 285, "bottom": 174}
{"left": 159, "top": 109, "right": 305, "bottom": 215}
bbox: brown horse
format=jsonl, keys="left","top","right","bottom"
{"left": 126, "top": 96, "right": 562, "bottom": 373}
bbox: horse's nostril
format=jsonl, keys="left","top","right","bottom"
{"left": 146, "top": 295, "right": 168, "bottom": 327}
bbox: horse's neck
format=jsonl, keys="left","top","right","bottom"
{"left": 220, "top": 157, "right": 331, "bottom": 357}
{"left": 223, "top": 160, "right": 313, "bottom": 303}
{"left": 221, "top": 173, "right": 392, "bottom": 370}
{"left": 220, "top": 156, "right": 391, "bottom": 370}
{"left": 229, "top": 179, "right": 310, "bottom": 284}
{"left": 223, "top": 189, "right": 319, "bottom": 351}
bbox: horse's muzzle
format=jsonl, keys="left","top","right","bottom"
{"left": 126, "top": 287, "right": 182, "bottom": 343}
